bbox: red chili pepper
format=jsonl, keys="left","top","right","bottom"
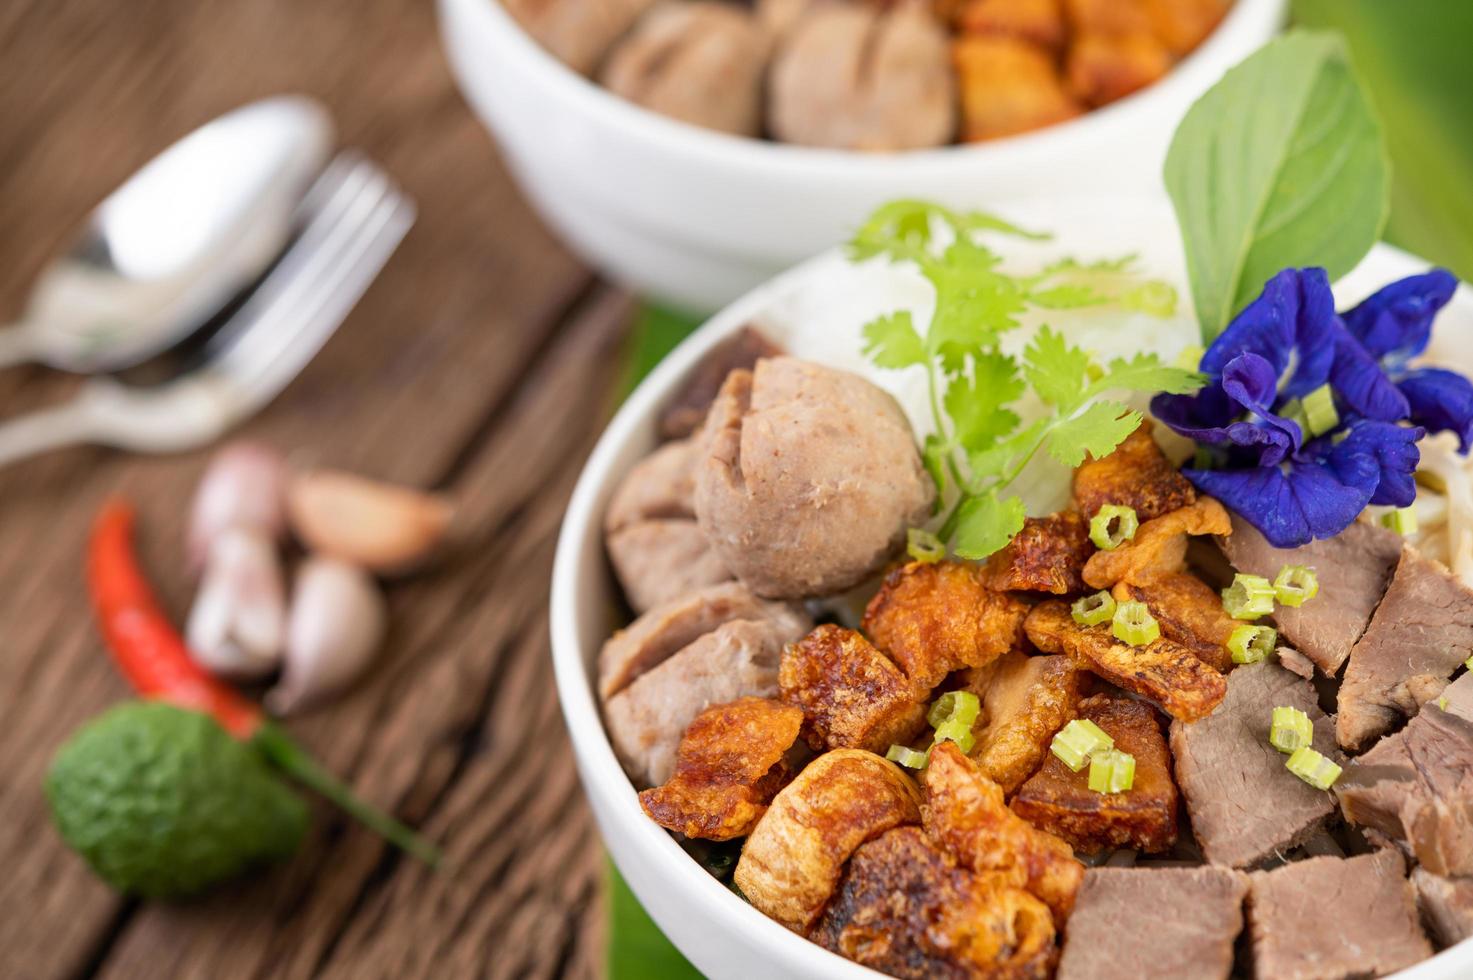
{"left": 88, "top": 500, "right": 262, "bottom": 738}
{"left": 86, "top": 499, "right": 440, "bottom": 866}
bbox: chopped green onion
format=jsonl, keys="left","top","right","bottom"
{"left": 1090, "top": 504, "right": 1139, "bottom": 551}
{"left": 1382, "top": 506, "right": 1418, "bottom": 535}
{"left": 907, "top": 527, "right": 946, "bottom": 563}
{"left": 1270, "top": 706, "right": 1313, "bottom": 753}
{"left": 886, "top": 744, "right": 929, "bottom": 769}
{"left": 1465, "top": 655, "right": 1473, "bottom": 671}
{"left": 934, "top": 718, "right": 976, "bottom": 754}
{"left": 1112, "top": 600, "right": 1159, "bottom": 646}
{"left": 1286, "top": 746, "right": 1342, "bottom": 790}
{"left": 1223, "top": 573, "right": 1276, "bottom": 620}
{"left": 928, "top": 691, "right": 981, "bottom": 730}
{"left": 1229, "top": 624, "right": 1277, "bottom": 664}
{"left": 1072, "top": 590, "right": 1117, "bottom": 627}
{"left": 1438, "top": 696, "right": 1449, "bottom": 712}
{"left": 1273, "top": 565, "right": 1319, "bottom": 607}
{"left": 1088, "top": 749, "right": 1136, "bottom": 794}
{"left": 1302, "top": 384, "right": 1339, "bottom": 438}
{"left": 1050, "top": 719, "right": 1114, "bottom": 772}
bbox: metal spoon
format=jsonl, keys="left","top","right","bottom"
{"left": 0, "top": 95, "right": 333, "bottom": 373}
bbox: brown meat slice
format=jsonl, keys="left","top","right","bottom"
{"left": 1169, "top": 659, "right": 1339, "bottom": 869}
{"left": 1115, "top": 570, "right": 1236, "bottom": 672}
{"left": 1337, "top": 683, "right": 1473, "bottom": 877}
{"left": 984, "top": 511, "right": 1094, "bottom": 594}
{"left": 598, "top": 582, "right": 810, "bottom": 700}
{"left": 1057, "top": 866, "right": 1247, "bottom": 980}
{"left": 1024, "top": 600, "right": 1226, "bottom": 722}
{"left": 923, "top": 741, "right": 1084, "bottom": 924}
{"left": 605, "top": 617, "right": 802, "bottom": 786}
{"left": 659, "top": 327, "right": 785, "bottom": 441}
{"left": 812, "top": 826, "right": 1057, "bottom": 980}
{"left": 638, "top": 697, "right": 803, "bottom": 840}
{"left": 1218, "top": 512, "right": 1404, "bottom": 675}
{"left": 606, "top": 519, "right": 732, "bottom": 613}
{"left": 734, "top": 749, "right": 922, "bottom": 932}
{"left": 954, "top": 35, "right": 1083, "bottom": 142}
{"left": 779, "top": 625, "right": 927, "bottom": 754}
{"left": 1072, "top": 421, "right": 1195, "bottom": 524}
{"left": 1277, "top": 645, "right": 1317, "bottom": 679}
{"left": 1338, "top": 547, "right": 1473, "bottom": 750}
{"left": 1082, "top": 496, "right": 1232, "bottom": 589}
{"left": 864, "top": 560, "right": 1029, "bottom": 695}
{"left": 604, "top": 438, "right": 699, "bottom": 534}
{"left": 955, "top": 0, "right": 1066, "bottom": 50}
{"left": 966, "top": 651, "right": 1088, "bottom": 795}
{"left": 1012, "top": 694, "right": 1178, "bottom": 854}
{"left": 1412, "top": 867, "right": 1473, "bottom": 948}
{"left": 1246, "top": 851, "right": 1431, "bottom": 980}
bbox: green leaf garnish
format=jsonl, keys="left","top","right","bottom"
{"left": 1165, "top": 29, "right": 1390, "bottom": 342}
{"left": 851, "top": 202, "right": 1204, "bottom": 560}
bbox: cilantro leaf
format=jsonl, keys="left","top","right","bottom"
{"left": 926, "top": 238, "right": 1027, "bottom": 370}
{"left": 944, "top": 353, "right": 1024, "bottom": 451}
{"left": 861, "top": 312, "right": 928, "bottom": 369}
{"left": 952, "top": 492, "right": 1027, "bottom": 560}
{"left": 1047, "top": 401, "right": 1143, "bottom": 467}
{"left": 922, "top": 433, "right": 950, "bottom": 502}
{"left": 1022, "top": 326, "right": 1091, "bottom": 412}
{"left": 1027, "top": 284, "right": 1108, "bottom": 309}
{"left": 1089, "top": 353, "right": 1205, "bottom": 397}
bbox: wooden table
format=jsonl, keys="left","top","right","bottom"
{"left": 0, "top": 2, "right": 625, "bottom": 976}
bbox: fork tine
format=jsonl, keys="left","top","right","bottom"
{"left": 211, "top": 155, "right": 413, "bottom": 409}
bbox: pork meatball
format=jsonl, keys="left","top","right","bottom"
{"left": 694, "top": 357, "right": 934, "bottom": 599}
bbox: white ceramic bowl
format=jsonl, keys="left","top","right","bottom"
{"left": 551, "top": 196, "right": 1473, "bottom": 979}
{"left": 438, "top": 0, "right": 1286, "bottom": 312}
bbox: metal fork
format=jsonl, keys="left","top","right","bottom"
{"left": 0, "top": 153, "right": 414, "bottom": 469}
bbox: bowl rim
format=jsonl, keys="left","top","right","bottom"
{"left": 459, "top": 0, "right": 1287, "bottom": 179}
{"left": 550, "top": 233, "right": 1473, "bottom": 979}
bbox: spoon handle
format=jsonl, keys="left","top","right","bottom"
{"left": 0, "top": 400, "right": 99, "bottom": 469}
{"left": 0, "top": 327, "right": 35, "bottom": 370}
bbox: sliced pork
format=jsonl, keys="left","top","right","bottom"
{"left": 597, "top": 582, "right": 809, "bottom": 700}
{"left": 1337, "top": 678, "right": 1473, "bottom": 876}
{"left": 1412, "top": 867, "right": 1473, "bottom": 948}
{"left": 1246, "top": 850, "right": 1431, "bottom": 980}
{"left": 1170, "top": 660, "right": 1339, "bottom": 868}
{"left": 1057, "top": 866, "right": 1247, "bottom": 980}
{"left": 606, "top": 519, "right": 733, "bottom": 613}
{"left": 1218, "top": 513, "right": 1403, "bottom": 675}
{"left": 1338, "top": 547, "right": 1473, "bottom": 750}
{"left": 604, "top": 616, "right": 806, "bottom": 786}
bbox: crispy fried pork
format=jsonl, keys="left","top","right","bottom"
{"left": 1082, "top": 496, "right": 1232, "bottom": 589}
{"left": 1072, "top": 421, "right": 1195, "bottom": 525}
{"left": 735, "top": 749, "right": 923, "bottom": 932}
{"left": 1012, "top": 694, "right": 1178, "bottom": 854}
{"left": 1114, "top": 570, "right": 1235, "bottom": 672}
{"left": 923, "top": 741, "right": 1084, "bottom": 924}
{"left": 1024, "top": 600, "right": 1225, "bottom": 722}
{"left": 966, "top": 651, "right": 1088, "bottom": 794}
{"left": 639, "top": 697, "right": 803, "bottom": 840}
{"left": 780, "top": 625, "right": 928, "bottom": 754}
{"left": 812, "top": 826, "right": 1057, "bottom": 980}
{"left": 864, "top": 560, "right": 1029, "bottom": 695}
{"left": 984, "top": 511, "right": 1094, "bottom": 595}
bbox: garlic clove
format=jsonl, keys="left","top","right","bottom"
{"left": 186, "top": 528, "right": 287, "bottom": 680}
{"left": 188, "top": 441, "right": 289, "bottom": 570}
{"left": 268, "top": 557, "right": 387, "bottom": 715}
{"left": 287, "top": 469, "right": 454, "bottom": 574}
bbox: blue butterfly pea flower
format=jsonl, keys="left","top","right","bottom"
{"left": 1151, "top": 268, "right": 1430, "bottom": 547}
{"left": 1342, "top": 270, "right": 1472, "bottom": 450}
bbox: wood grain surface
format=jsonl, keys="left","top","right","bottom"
{"left": 0, "top": 1, "right": 623, "bottom": 976}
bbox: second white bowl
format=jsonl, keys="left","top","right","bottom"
{"left": 439, "top": 0, "right": 1285, "bottom": 312}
